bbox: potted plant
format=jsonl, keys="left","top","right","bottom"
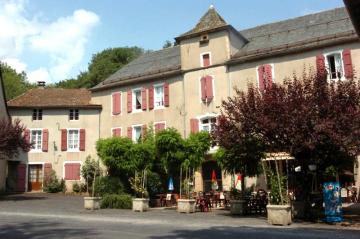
{"left": 82, "top": 156, "right": 102, "bottom": 210}
{"left": 229, "top": 186, "right": 247, "bottom": 215}
{"left": 130, "top": 171, "right": 149, "bottom": 212}
{"left": 177, "top": 131, "right": 211, "bottom": 213}
{"left": 266, "top": 162, "right": 292, "bottom": 225}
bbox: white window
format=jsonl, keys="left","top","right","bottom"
{"left": 154, "top": 84, "right": 164, "bottom": 108}
{"left": 132, "top": 89, "right": 142, "bottom": 111}
{"left": 133, "top": 126, "right": 142, "bottom": 142}
{"left": 200, "top": 117, "right": 217, "bottom": 133}
{"left": 68, "top": 129, "right": 79, "bottom": 150}
{"left": 69, "top": 109, "right": 79, "bottom": 120}
{"left": 325, "top": 52, "right": 343, "bottom": 80}
{"left": 30, "top": 130, "right": 42, "bottom": 151}
{"left": 32, "top": 109, "right": 42, "bottom": 120}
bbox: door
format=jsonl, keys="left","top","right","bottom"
{"left": 28, "top": 164, "right": 43, "bottom": 191}
{"left": 16, "top": 164, "right": 26, "bottom": 192}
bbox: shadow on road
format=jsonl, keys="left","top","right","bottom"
{"left": 0, "top": 194, "right": 47, "bottom": 201}
{"left": 0, "top": 220, "right": 98, "bottom": 239}
{"left": 149, "top": 226, "right": 360, "bottom": 239}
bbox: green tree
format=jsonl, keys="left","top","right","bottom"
{"left": 0, "top": 62, "right": 34, "bottom": 100}
{"left": 162, "top": 40, "right": 173, "bottom": 49}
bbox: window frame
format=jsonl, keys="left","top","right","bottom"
{"left": 200, "top": 52, "right": 212, "bottom": 67}
{"left": 324, "top": 51, "right": 345, "bottom": 81}
{"left": 32, "top": 109, "right": 43, "bottom": 121}
{"left": 69, "top": 109, "right": 79, "bottom": 121}
{"left": 132, "top": 124, "right": 143, "bottom": 142}
{"left": 197, "top": 113, "right": 219, "bottom": 153}
{"left": 29, "top": 128, "right": 43, "bottom": 152}
{"left": 67, "top": 128, "right": 80, "bottom": 152}
{"left": 154, "top": 83, "right": 165, "bottom": 109}
{"left": 132, "top": 88, "right": 142, "bottom": 113}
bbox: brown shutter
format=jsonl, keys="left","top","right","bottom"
{"left": 200, "top": 77, "right": 206, "bottom": 101}
{"left": 127, "top": 90, "right": 132, "bottom": 113}
{"left": 74, "top": 163, "right": 81, "bottom": 180}
{"left": 149, "top": 85, "right": 154, "bottom": 110}
{"left": 342, "top": 49, "right": 353, "bottom": 78}
{"left": 205, "top": 76, "right": 213, "bottom": 101}
{"left": 16, "top": 164, "right": 26, "bottom": 192}
{"left": 43, "top": 163, "right": 52, "bottom": 183}
{"left": 127, "top": 127, "right": 132, "bottom": 139}
{"left": 258, "top": 66, "right": 265, "bottom": 91}
{"left": 316, "top": 54, "right": 326, "bottom": 76}
{"left": 24, "top": 129, "right": 30, "bottom": 144}
{"left": 79, "top": 129, "right": 85, "bottom": 151}
{"left": 112, "top": 92, "right": 121, "bottom": 115}
{"left": 42, "top": 129, "right": 49, "bottom": 152}
{"left": 190, "top": 118, "right": 199, "bottom": 133}
{"left": 112, "top": 128, "right": 116, "bottom": 137}
{"left": 264, "top": 64, "right": 273, "bottom": 89}
{"left": 141, "top": 87, "right": 147, "bottom": 110}
{"left": 61, "top": 129, "right": 67, "bottom": 151}
{"left": 164, "top": 83, "right": 169, "bottom": 107}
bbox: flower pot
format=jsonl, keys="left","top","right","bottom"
{"left": 84, "top": 197, "right": 101, "bottom": 210}
{"left": 177, "top": 199, "right": 196, "bottom": 213}
{"left": 132, "top": 198, "right": 149, "bottom": 212}
{"left": 266, "top": 204, "right": 292, "bottom": 225}
{"left": 230, "top": 199, "right": 247, "bottom": 215}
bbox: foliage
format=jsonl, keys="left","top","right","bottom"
{"left": 0, "top": 62, "right": 34, "bottom": 100}
{"left": 183, "top": 131, "right": 211, "bottom": 169}
{"left": 129, "top": 174, "right": 148, "bottom": 198}
{"left": 81, "top": 156, "right": 101, "bottom": 192}
{"left": 0, "top": 118, "right": 31, "bottom": 158}
{"left": 94, "top": 176, "right": 124, "bottom": 197}
{"left": 55, "top": 47, "right": 143, "bottom": 89}
{"left": 72, "top": 182, "right": 86, "bottom": 193}
{"left": 146, "top": 171, "right": 163, "bottom": 198}
{"left": 268, "top": 170, "right": 288, "bottom": 205}
{"left": 100, "top": 194, "right": 133, "bottom": 209}
{"left": 162, "top": 40, "right": 174, "bottom": 49}
{"left": 213, "top": 70, "right": 360, "bottom": 178}
{"left": 43, "top": 170, "right": 65, "bottom": 193}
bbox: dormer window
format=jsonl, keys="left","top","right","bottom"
{"left": 69, "top": 109, "right": 79, "bottom": 121}
{"left": 200, "top": 34, "right": 209, "bottom": 44}
{"left": 32, "top": 109, "right": 42, "bottom": 120}
{"left": 201, "top": 53, "right": 211, "bottom": 67}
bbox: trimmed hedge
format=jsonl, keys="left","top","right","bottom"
{"left": 100, "top": 194, "right": 132, "bottom": 209}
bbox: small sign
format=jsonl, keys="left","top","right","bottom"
{"left": 323, "top": 182, "right": 343, "bottom": 223}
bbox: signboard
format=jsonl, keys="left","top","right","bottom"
{"left": 323, "top": 182, "right": 343, "bottom": 223}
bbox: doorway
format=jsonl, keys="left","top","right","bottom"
{"left": 28, "top": 164, "right": 43, "bottom": 191}
{"left": 202, "top": 160, "right": 222, "bottom": 192}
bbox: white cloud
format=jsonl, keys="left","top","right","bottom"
{"left": 2, "top": 58, "right": 27, "bottom": 73}
{"left": 27, "top": 68, "right": 51, "bottom": 83}
{"left": 0, "top": 0, "right": 100, "bottom": 83}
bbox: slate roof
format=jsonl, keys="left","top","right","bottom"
{"left": 92, "top": 7, "right": 358, "bottom": 91}
{"left": 7, "top": 88, "right": 101, "bottom": 109}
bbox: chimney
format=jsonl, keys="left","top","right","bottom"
{"left": 37, "top": 81, "right": 46, "bottom": 88}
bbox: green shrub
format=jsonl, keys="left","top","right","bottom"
{"left": 72, "top": 182, "right": 86, "bottom": 193}
{"left": 100, "top": 194, "right": 132, "bottom": 209}
{"left": 94, "top": 176, "right": 124, "bottom": 196}
{"left": 43, "top": 170, "right": 65, "bottom": 193}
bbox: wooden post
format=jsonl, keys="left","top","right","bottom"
{"left": 275, "top": 160, "right": 284, "bottom": 204}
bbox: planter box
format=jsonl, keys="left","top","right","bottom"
{"left": 230, "top": 199, "right": 246, "bottom": 215}
{"left": 267, "top": 204, "right": 292, "bottom": 225}
{"left": 132, "top": 198, "right": 149, "bottom": 212}
{"left": 84, "top": 197, "right": 101, "bottom": 210}
{"left": 177, "top": 199, "right": 196, "bottom": 213}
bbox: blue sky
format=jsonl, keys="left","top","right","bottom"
{"left": 0, "top": 0, "right": 344, "bottom": 83}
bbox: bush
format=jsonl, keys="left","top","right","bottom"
{"left": 94, "top": 176, "right": 124, "bottom": 196}
{"left": 72, "top": 182, "right": 86, "bottom": 193}
{"left": 100, "top": 194, "right": 132, "bottom": 209}
{"left": 43, "top": 170, "right": 65, "bottom": 193}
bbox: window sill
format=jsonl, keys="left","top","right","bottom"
{"left": 66, "top": 150, "right": 80, "bottom": 153}
{"left": 154, "top": 106, "right": 165, "bottom": 110}
{"left": 131, "top": 109, "right": 142, "bottom": 114}
{"left": 29, "top": 150, "right": 43, "bottom": 153}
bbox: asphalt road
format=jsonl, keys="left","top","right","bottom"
{"left": 0, "top": 193, "right": 359, "bottom": 239}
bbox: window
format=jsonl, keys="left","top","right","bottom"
{"left": 64, "top": 163, "right": 81, "bottom": 180}
{"left": 325, "top": 53, "right": 343, "bottom": 80}
{"left": 68, "top": 129, "right": 79, "bottom": 150}
{"left": 32, "top": 109, "right": 42, "bottom": 120}
{"left": 201, "top": 53, "right": 211, "bottom": 67}
{"left": 154, "top": 85, "right": 164, "bottom": 108}
{"left": 200, "top": 117, "right": 216, "bottom": 133}
{"left": 132, "top": 89, "right": 142, "bottom": 111}
{"left": 133, "top": 126, "right": 142, "bottom": 142}
{"left": 30, "top": 130, "right": 42, "bottom": 151}
{"left": 69, "top": 109, "right": 79, "bottom": 120}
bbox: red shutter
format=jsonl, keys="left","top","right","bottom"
{"left": 200, "top": 77, "right": 206, "bottom": 101}
{"left": 190, "top": 118, "right": 199, "bottom": 133}
{"left": 258, "top": 66, "right": 265, "bottom": 91}
{"left": 202, "top": 54, "right": 210, "bottom": 67}
{"left": 24, "top": 129, "right": 30, "bottom": 143}
{"left": 127, "top": 127, "right": 132, "bottom": 139}
{"left": 79, "top": 129, "right": 85, "bottom": 151}
{"left": 74, "top": 163, "right": 80, "bottom": 180}
{"left": 112, "top": 128, "right": 121, "bottom": 137}
{"left": 16, "top": 164, "right": 26, "bottom": 192}
{"left": 65, "top": 163, "right": 80, "bottom": 180}
{"left": 164, "top": 83, "right": 169, "bottom": 107}
{"left": 149, "top": 85, "right": 154, "bottom": 110}
{"left": 65, "top": 164, "right": 70, "bottom": 180}
{"left": 44, "top": 163, "right": 52, "bottom": 183}
{"left": 141, "top": 87, "right": 147, "bottom": 110}
{"left": 264, "top": 64, "right": 273, "bottom": 89}
{"left": 127, "top": 90, "right": 132, "bottom": 113}
{"left": 316, "top": 54, "right": 326, "bottom": 76}
{"left": 342, "top": 49, "right": 353, "bottom": 78}
{"left": 42, "top": 129, "right": 49, "bottom": 152}
{"left": 155, "top": 122, "right": 166, "bottom": 133}
{"left": 61, "top": 129, "right": 67, "bottom": 151}
{"left": 112, "top": 128, "right": 116, "bottom": 137}
{"left": 205, "top": 76, "right": 213, "bottom": 101}
{"left": 112, "top": 92, "right": 121, "bottom": 115}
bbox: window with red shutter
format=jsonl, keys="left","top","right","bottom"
{"left": 141, "top": 88, "right": 147, "bottom": 110}
{"left": 154, "top": 122, "right": 166, "bottom": 133}
{"left": 112, "top": 128, "right": 121, "bottom": 137}
{"left": 42, "top": 129, "right": 49, "bottom": 152}
{"left": 112, "top": 92, "right": 121, "bottom": 115}
{"left": 79, "top": 129, "right": 85, "bottom": 151}
{"left": 205, "top": 76, "right": 213, "bottom": 102}
{"left": 200, "top": 77, "right": 206, "bottom": 101}
{"left": 61, "top": 129, "right": 67, "bottom": 151}
{"left": 65, "top": 163, "right": 81, "bottom": 180}
{"left": 127, "top": 90, "right": 132, "bottom": 113}
{"left": 202, "top": 53, "right": 210, "bottom": 67}
{"left": 190, "top": 118, "right": 199, "bottom": 133}
{"left": 316, "top": 55, "right": 326, "bottom": 76}
{"left": 342, "top": 49, "right": 353, "bottom": 78}
{"left": 264, "top": 64, "right": 273, "bottom": 89}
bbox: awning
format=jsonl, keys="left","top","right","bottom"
{"left": 262, "top": 152, "right": 295, "bottom": 161}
